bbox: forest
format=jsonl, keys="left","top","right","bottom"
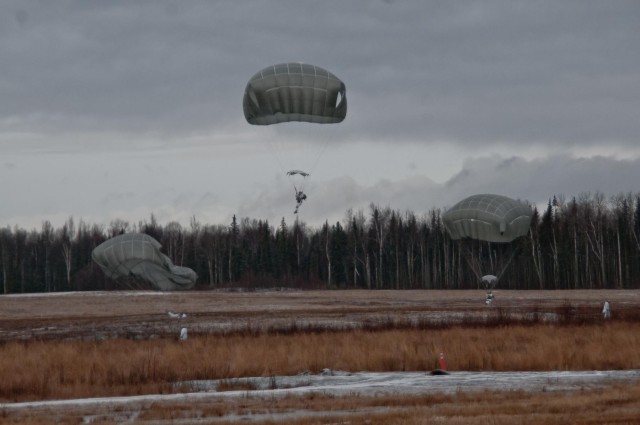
{"left": 1, "top": 191, "right": 639, "bottom": 294}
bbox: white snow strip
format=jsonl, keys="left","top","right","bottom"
{"left": 2, "top": 370, "right": 639, "bottom": 411}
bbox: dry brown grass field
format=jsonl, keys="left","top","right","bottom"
{"left": 1, "top": 289, "right": 639, "bottom": 424}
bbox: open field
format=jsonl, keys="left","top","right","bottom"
{"left": 1, "top": 289, "right": 640, "bottom": 423}
{"left": 3, "top": 379, "right": 640, "bottom": 425}
{"left": 1, "top": 289, "right": 639, "bottom": 341}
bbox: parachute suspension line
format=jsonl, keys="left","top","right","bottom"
{"left": 292, "top": 130, "right": 331, "bottom": 218}
{"left": 496, "top": 245, "right": 520, "bottom": 282}
{"left": 462, "top": 245, "right": 483, "bottom": 284}
{"left": 308, "top": 136, "right": 330, "bottom": 176}
{"left": 488, "top": 242, "right": 496, "bottom": 273}
{"left": 265, "top": 132, "right": 289, "bottom": 178}
{"left": 265, "top": 132, "right": 304, "bottom": 196}
{"left": 288, "top": 174, "right": 308, "bottom": 196}
{"left": 461, "top": 241, "right": 519, "bottom": 290}
{"left": 293, "top": 133, "right": 330, "bottom": 213}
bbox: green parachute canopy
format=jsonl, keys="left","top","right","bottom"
{"left": 92, "top": 233, "right": 197, "bottom": 291}
{"left": 243, "top": 62, "right": 347, "bottom": 125}
{"left": 442, "top": 194, "right": 532, "bottom": 243}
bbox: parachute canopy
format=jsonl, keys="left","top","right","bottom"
{"left": 287, "top": 170, "right": 309, "bottom": 177}
{"left": 442, "top": 194, "right": 532, "bottom": 243}
{"left": 92, "top": 233, "right": 197, "bottom": 291}
{"left": 243, "top": 62, "right": 347, "bottom": 125}
{"left": 481, "top": 274, "right": 498, "bottom": 285}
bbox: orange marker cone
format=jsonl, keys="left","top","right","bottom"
{"left": 439, "top": 349, "right": 447, "bottom": 370}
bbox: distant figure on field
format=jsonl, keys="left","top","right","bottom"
{"left": 602, "top": 301, "right": 611, "bottom": 319}
{"left": 180, "top": 327, "right": 188, "bottom": 341}
{"left": 485, "top": 291, "right": 494, "bottom": 305}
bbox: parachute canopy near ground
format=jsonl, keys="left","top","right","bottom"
{"left": 92, "top": 233, "right": 197, "bottom": 291}
{"left": 243, "top": 62, "right": 347, "bottom": 125}
{"left": 442, "top": 194, "right": 532, "bottom": 243}
{"left": 482, "top": 275, "right": 498, "bottom": 286}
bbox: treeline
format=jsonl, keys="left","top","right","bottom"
{"left": 1, "top": 191, "right": 640, "bottom": 294}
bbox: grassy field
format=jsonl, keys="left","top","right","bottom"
{"left": 2, "top": 322, "right": 640, "bottom": 402}
{"left": 1, "top": 289, "right": 639, "bottom": 423}
{"left": 1, "top": 288, "right": 638, "bottom": 341}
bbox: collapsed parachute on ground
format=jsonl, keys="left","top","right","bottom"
{"left": 442, "top": 194, "right": 533, "bottom": 298}
{"left": 92, "top": 233, "right": 197, "bottom": 291}
{"left": 442, "top": 194, "right": 532, "bottom": 243}
{"left": 243, "top": 62, "right": 347, "bottom": 125}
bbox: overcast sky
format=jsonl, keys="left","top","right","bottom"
{"left": 2, "top": 1, "right": 639, "bottom": 230}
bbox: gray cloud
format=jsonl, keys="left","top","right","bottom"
{"left": 238, "top": 154, "right": 640, "bottom": 227}
{"left": 1, "top": 1, "right": 639, "bottom": 228}
{"left": 444, "top": 154, "right": 640, "bottom": 207}
{"left": 101, "top": 191, "right": 136, "bottom": 207}
{"left": 2, "top": 1, "right": 638, "bottom": 147}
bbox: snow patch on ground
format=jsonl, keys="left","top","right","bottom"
{"left": 1, "top": 290, "right": 171, "bottom": 298}
{"left": 3, "top": 369, "right": 638, "bottom": 411}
